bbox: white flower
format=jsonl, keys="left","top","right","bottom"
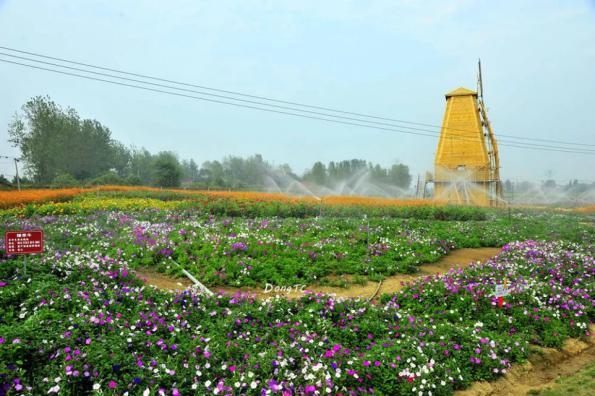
{"left": 250, "top": 381, "right": 257, "bottom": 389}
{"left": 205, "top": 380, "right": 212, "bottom": 388}
{"left": 143, "top": 388, "right": 150, "bottom": 396}
{"left": 93, "top": 383, "right": 100, "bottom": 390}
{"left": 48, "top": 385, "right": 60, "bottom": 394}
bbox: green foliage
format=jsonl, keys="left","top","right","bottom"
{"left": 124, "top": 175, "right": 142, "bottom": 185}
{"left": 534, "top": 361, "right": 595, "bottom": 396}
{"left": 0, "top": 239, "right": 591, "bottom": 395}
{"left": 89, "top": 170, "right": 124, "bottom": 186}
{"left": 8, "top": 96, "right": 127, "bottom": 183}
{"left": 153, "top": 151, "right": 182, "bottom": 187}
{"left": 50, "top": 173, "right": 79, "bottom": 188}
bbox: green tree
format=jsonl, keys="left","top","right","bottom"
{"left": 181, "top": 159, "right": 200, "bottom": 182}
{"left": 128, "top": 147, "right": 154, "bottom": 185}
{"left": 389, "top": 163, "right": 412, "bottom": 188}
{"left": 305, "top": 162, "right": 327, "bottom": 185}
{"left": 153, "top": 151, "right": 182, "bottom": 187}
{"left": 8, "top": 96, "right": 129, "bottom": 183}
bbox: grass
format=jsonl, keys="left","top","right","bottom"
{"left": 532, "top": 360, "right": 595, "bottom": 395}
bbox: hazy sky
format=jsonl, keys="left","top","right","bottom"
{"left": 1, "top": 0, "right": 594, "bottom": 182}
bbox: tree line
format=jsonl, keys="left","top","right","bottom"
{"left": 5, "top": 96, "right": 412, "bottom": 192}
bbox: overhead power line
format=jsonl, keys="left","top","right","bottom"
{"left": 3, "top": 51, "right": 590, "bottom": 153}
{"left": 4, "top": 46, "right": 594, "bottom": 149}
{"left": 1, "top": 45, "right": 591, "bottom": 148}
{"left": 0, "top": 57, "right": 594, "bottom": 155}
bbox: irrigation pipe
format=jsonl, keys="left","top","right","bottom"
{"left": 171, "top": 260, "right": 214, "bottom": 297}
{"left": 367, "top": 280, "right": 383, "bottom": 302}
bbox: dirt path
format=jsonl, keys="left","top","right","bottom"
{"left": 133, "top": 267, "right": 193, "bottom": 290}
{"left": 133, "top": 247, "right": 500, "bottom": 299}
{"left": 456, "top": 326, "right": 595, "bottom": 396}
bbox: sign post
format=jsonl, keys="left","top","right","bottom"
{"left": 5, "top": 230, "right": 44, "bottom": 276}
{"left": 494, "top": 279, "right": 510, "bottom": 308}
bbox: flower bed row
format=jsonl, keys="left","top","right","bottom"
{"left": 0, "top": 239, "right": 592, "bottom": 395}
{"left": 1, "top": 210, "right": 592, "bottom": 287}
{"left": 2, "top": 190, "right": 488, "bottom": 220}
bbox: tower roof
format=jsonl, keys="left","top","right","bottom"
{"left": 445, "top": 87, "right": 477, "bottom": 98}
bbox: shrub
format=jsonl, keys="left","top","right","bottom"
{"left": 89, "top": 171, "right": 124, "bottom": 186}
{"left": 50, "top": 173, "right": 79, "bottom": 188}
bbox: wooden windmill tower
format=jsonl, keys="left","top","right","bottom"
{"left": 433, "top": 60, "right": 502, "bottom": 206}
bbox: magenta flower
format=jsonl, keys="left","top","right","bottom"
{"left": 108, "top": 380, "right": 117, "bottom": 389}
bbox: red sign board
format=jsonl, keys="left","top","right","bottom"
{"left": 5, "top": 230, "right": 44, "bottom": 255}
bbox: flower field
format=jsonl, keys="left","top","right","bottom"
{"left": 1, "top": 206, "right": 592, "bottom": 287}
{"left": 0, "top": 194, "right": 593, "bottom": 395}
{"left": 0, "top": 186, "right": 436, "bottom": 211}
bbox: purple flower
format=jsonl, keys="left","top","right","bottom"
{"left": 231, "top": 242, "right": 248, "bottom": 251}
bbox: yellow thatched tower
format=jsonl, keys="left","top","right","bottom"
{"left": 434, "top": 82, "right": 501, "bottom": 206}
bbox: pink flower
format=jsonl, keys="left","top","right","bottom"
{"left": 229, "top": 365, "right": 236, "bottom": 372}
{"left": 108, "top": 380, "right": 117, "bottom": 389}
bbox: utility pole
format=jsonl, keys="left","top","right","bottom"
{"left": 14, "top": 158, "right": 21, "bottom": 191}
{"left": 415, "top": 174, "right": 421, "bottom": 198}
